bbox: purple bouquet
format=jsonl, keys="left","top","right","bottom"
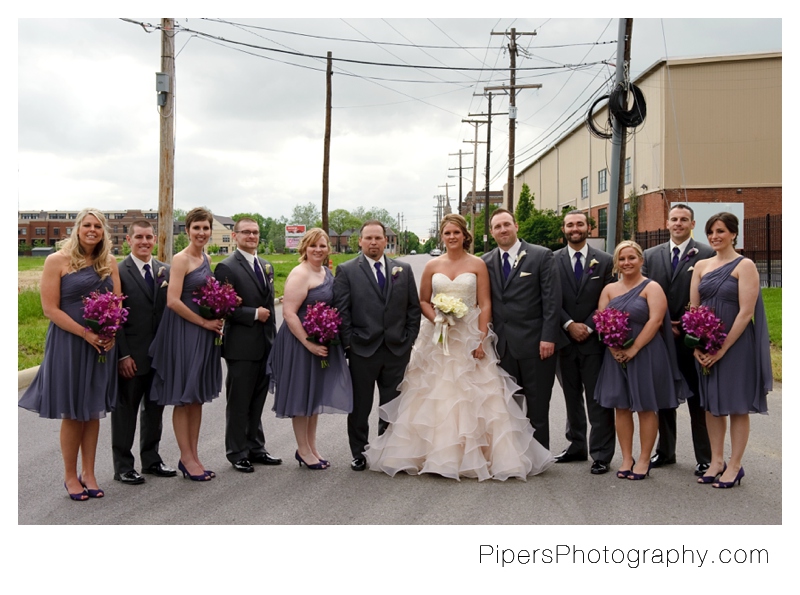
{"left": 193, "top": 277, "right": 238, "bottom": 345}
{"left": 681, "top": 305, "right": 727, "bottom": 375}
{"left": 593, "top": 307, "right": 634, "bottom": 367}
{"left": 83, "top": 290, "right": 129, "bottom": 363}
{"left": 303, "top": 302, "right": 342, "bottom": 369}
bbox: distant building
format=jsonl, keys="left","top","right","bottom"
{"left": 460, "top": 190, "right": 504, "bottom": 217}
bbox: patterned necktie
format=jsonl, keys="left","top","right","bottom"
{"left": 253, "top": 259, "right": 265, "bottom": 287}
{"left": 574, "top": 252, "right": 583, "bottom": 283}
{"left": 672, "top": 246, "right": 680, "bottom": 271}
{"left": 375, "top": 262, "right": 386, "bottom": 291}
{"left": 143, "top": 263, "right": 155, "bottom": 293}
{"left": 502, "top": 252, "right": 511, "bottom": 280}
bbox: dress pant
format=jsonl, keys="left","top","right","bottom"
{"left": 224, "top": 358, "right": 269, "bottom": 463}
{"left": 347, "top": 344, "right": 411, "bottom": 459}
{"left": 499, "top": 351, "right": 557, "bottom": 450}
{"left": 556, "top": 346, "right": 615, "bottom": 463}
{"left": 655, "top": 338, "right": 711, "bottom": 464}
{"left": 112, "top": 371, "right": 165, "bottom": 475}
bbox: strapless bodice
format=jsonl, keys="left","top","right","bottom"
{"left": 432, "top": 272, "right": 477, "bottom": 309}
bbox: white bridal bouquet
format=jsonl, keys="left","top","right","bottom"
{"left": 431, "top": 293, "right": 468, "bottom": 355}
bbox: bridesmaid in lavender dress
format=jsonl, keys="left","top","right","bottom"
{"left": 594, "top": 241, "right": 688, "bottom": 481}
{"left": 690, "top": 213, "right": 771, "bottom": 488}
{"left": 148, "top": 207, "right": 224, "bottom": 482}
{"left": 19, "top": 208, "right": 121, "bottom": 501}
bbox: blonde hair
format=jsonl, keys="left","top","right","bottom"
{"left": 57, "top": 208, "right": 112, "bottom": 278}
{"left": 439, "top": 213, "right": 472, "bottom": 250}
{"left": 298, "top": 228, "right": 331, "bottom": 262}
{"left": 612, "top": 240, "right": 644, "bottom": 275}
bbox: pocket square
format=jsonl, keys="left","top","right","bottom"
{"left": 519, "top": 271, "right": 532, "bottom": 277}
{"left": 160, "top": 280, "right": 168, "bottom": 288}
{"left": 591, "top": 276, "right": 599, "bottom": 280}
{"left": 687, "top": 266, "right": 694, "bottom": 272}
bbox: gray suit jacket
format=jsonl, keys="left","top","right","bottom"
{"left": 116, "top": 256, "right": 169, "bottom": 376}
{"left": 555, "top": 245, "right": 614, "bottom": 355}
{"left": 333, "top": 254, "right": 421, "bottom": 358}
{"left": 482, "top": 240, "right": 567, "bottom": 360}
{"left": 214, "top": 251, "right": 276, "bottom": 362}
{"left": 642, "top": 239, "right": 715, "bottom": 322}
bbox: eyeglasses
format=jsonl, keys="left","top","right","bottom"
{"left": 236, "top": 230, "right": 259, "bottom": 236}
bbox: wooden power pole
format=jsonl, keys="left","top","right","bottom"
{"left": 322, "top": 51, "right": 332, "bottom": 234}
{"left": 157, "top": 18, "right": 176, "bottom": 262}
{"left": 608, "top": 19, "right": 633, "bottom": 253}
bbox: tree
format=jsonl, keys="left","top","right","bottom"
{"left": 518, "top": 208, "right": 564, "bottom": 250}
{"left": 465, "top": 204, "right": 499, "bottom": 253}
{"left": 516, "top": 183, "right": 534, "bottom": 222}
{"left": 207, "top": 244, "right": 220, "bottom": 255}
{"left": 174, "top": 208, "right": 187, "bottom": 222}
{"left": 364, "top": 207, "right": 396, "bottom": 230}
{"left": 421, "top": 236, "right": 437, "bottom": 254}
{"left": 173, "top": 232, "right": 188, "bottom": 253}
{"left": 403, "top": 231, "right": 420, "bottom": 253}
{"left": 291, "top": 202, "right": 321, "bottom": 228}
{"left": 329, "top": 209, "right": 362, "bottom": 235}
{"left": 121, "top": 240, "right": 131, "bottom": 256}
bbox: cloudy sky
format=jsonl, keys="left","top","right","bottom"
{"left": 17, "top": 17, "right": 781, "bottom": 238}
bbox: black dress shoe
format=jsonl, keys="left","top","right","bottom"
{"left": 554, "top": 449, "right": 588, "bottom": 463}
{"left": 694, "top": 462, "right": 711, "bottom": 476}
{"left": 590, "top": 460, "right": 610, "bottom": 475}
{"left": 142, "top": 462, "right": 177, "bottom": 477}
{"left": 251, "top": 452, "right": 283, "bottom": 466}
{"left": 351, "top": 457, "right": 367, "bottom": 471}
{"left": 232, "top": 458, "right": 255, "bottom": 473}
{"left": 649, "top": 453, "right": 676, "bottom": 468}
{"left": 114, "top": 470, "right": 145, "bottom": 485}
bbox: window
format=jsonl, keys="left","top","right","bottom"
{"left": 36, "top": 227, "right": 46, "bottom": 236}
{"left": 48, "top": 213, "right": 66, "bottom": 219}
{"left": 20, "top": 213, "right": 38, "bottom": 219}
{"left": 53, "top": 227, "right": 60, "bottom": 236}
{"left": 598, "top": 169, "right": 608, "bottom": 193}
{"left": 222, "top": 235, "right": 231, "bottom": 243}
{"left": 66, "top": 227, "right": 72, "bottom": 235}
{"left": 69, "top": 213, "right": 77, "bottom": 219}
{"left": 19, "top": 228, "right": 26, "bottom": 235}
{"left": 581, "top": 177, "right": 588, "bottom": 199}
{"left": 113, "top": 213, "right": 125, "bottom": 220}
{"left": 145, "top": 212, "right": 157, "bottom": 219}
{"left": 624, "top": 157, "right": 631, "bottom": 185}
{"left": 598, "top": 208, "right": 607, "bottom": 238}
{"left": 113, "top": 226, "right": 118, "bottom": 233}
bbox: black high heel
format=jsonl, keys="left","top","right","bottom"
{"left": 295, "top": 450, "right": 327, "bottom": 470}
{"left": 712, "top": 466, "right": 744, "bottom": 489}
{"left": 617, "top": 459, "right": 635, "bottom": 479}
{"left": 78, "top": 475, "right": 104, "bottom": 498}
{"left": 178, "top": 460, "right": 210, "bottom": 481}
{"left": 697, "top": 463, "right": 727, "bottom": 484}
{"left": 628, "top": 461, "right": 651, "bottom": 480}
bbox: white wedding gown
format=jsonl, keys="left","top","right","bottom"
{"left": 365, "top": 272, "right": 555, "bottom": 481}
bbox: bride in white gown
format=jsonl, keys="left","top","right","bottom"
{"left": 365, "top": 214, "right": 555, "bottom": 481}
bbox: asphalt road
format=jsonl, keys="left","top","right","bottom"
{"left": 17, "top": 254, "right": 782, "bottom": 525}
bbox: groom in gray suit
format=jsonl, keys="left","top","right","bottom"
{"left": 483, "top": 208, "right": 566, "bottom": 449}
{"left": 554, "top": 211, "right": 615, "bottom": 474}
{"left": 642, "top": 203, "right": 714, "bottom": 476}
{"left": 113, "top": 220, "right": 176, "bottom": 484}
{"left": 333, "top": 220, "right": 421, "bottom": 471}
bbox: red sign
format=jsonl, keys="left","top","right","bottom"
{"left": 285, "top": 224, "right": 306, "bottom": 235}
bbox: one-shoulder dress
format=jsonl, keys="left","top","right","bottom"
{"left": 696, "top": 256, "right": 771, "bottom": 415}
{"left": 594, "top": 279, "right": 689, "bottom": 411}
{"left": 365, "top": 272, "right": 555, "bottom": 481}
{"left": 148, "top": 254, "right": 222, "bottom": 406}
{"left": 19, "top": 267, "right": 117, "bottom": 420}
{"left": 267, "top": 269, "right": 353, "bottom": 418}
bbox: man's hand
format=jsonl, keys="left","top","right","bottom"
{"left": 118, "top": 357, "right": 137, "bottom": 379}
{"left": 539, "top": 341, "right": 555, "bottom": 360}
{"left": 567, "top": 322, "right": 590, "bottom": 343}
{"left": 671, "top": 320, "right": 681, "bottom": 338}
{"left": 257, "top": 306, "right": 271, "bottom": 323}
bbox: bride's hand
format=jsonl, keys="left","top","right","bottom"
{"left": 472, "top": 344, "right": 486, "bottom": 360}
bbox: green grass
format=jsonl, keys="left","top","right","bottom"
{"left": 18, "top": 289, "right": 48, "bottom": 370}
{"left": 761, "top": 287, "right": 781, "bottom": 348}
{"left": 18, "top": 256, "right": 47, "bottom": 271}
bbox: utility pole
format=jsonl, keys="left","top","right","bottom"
{"left": 462, "top": 120, "right": 485, "bottom": 253}
{"left": 438, "top": 183, "right": 454, "bottom": 216}
{"left": 448, "top": 150, "right": 472, "bottom": 215}
{"left": 157, "top": 18, "right": 175, "bottom": 262}
{"left": 322, "top": 51, "right": 332, "bottom": 234}
{"left": 607, "top": 19, "right": 633, "bottom": 253}
{"left": 490, "top": 28, "right": 538, "bottom": 211}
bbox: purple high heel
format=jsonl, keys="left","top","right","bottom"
{"left": 712, "top": 466, "right": 744, "bottom": 489}
{"left": 616, "top": 459, "right": 635, "bottom": 479}
{"left": 178, "top": 460, "right": 210, "bottom": 481}
{"left": 64, "top": 482, "right": 88, "bottom": 501}
{"left": 697, "top": 463, "right": 727, "bottom": 484}
{"left": 78, "top": 475, "right": 104, "bottom": 498}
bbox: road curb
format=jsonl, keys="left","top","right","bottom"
{"left": 18, "top": 366, "right": 39, "bottom": 390}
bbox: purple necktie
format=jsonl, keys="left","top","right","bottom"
{"left": 672, "top": 247, "right": 680, "bottom": 271}
{"left": 375, "top": 262, "right": 385, "bottom": 291}
{"left": 574, "top": 252, "right": 583, "bottom": 282}
{"left": 143, "top": 263, "right": 155, "bottom": 293}
{"left": 502, "top": 252, "right": 511, "bottom": 280}
{"left": 254, "top": 260, "right": 265, "bottom": 287}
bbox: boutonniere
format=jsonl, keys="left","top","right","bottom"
{"left": 513, "top": 251, "right": 527, "bottom": 269}
{"left": 586, "top": 257, "right": 599, "bottom": 276}
{"left": 391, "top": 266, "right": 403, "bottom": 281}
{"left": 157, "top": 266, "right": 166, "bottom": 278}
{"left": 263, "top": 262, "right": 271, "bottom": 275}
{"left": 682, "top": 247, "right": 699, "bottom": 262}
